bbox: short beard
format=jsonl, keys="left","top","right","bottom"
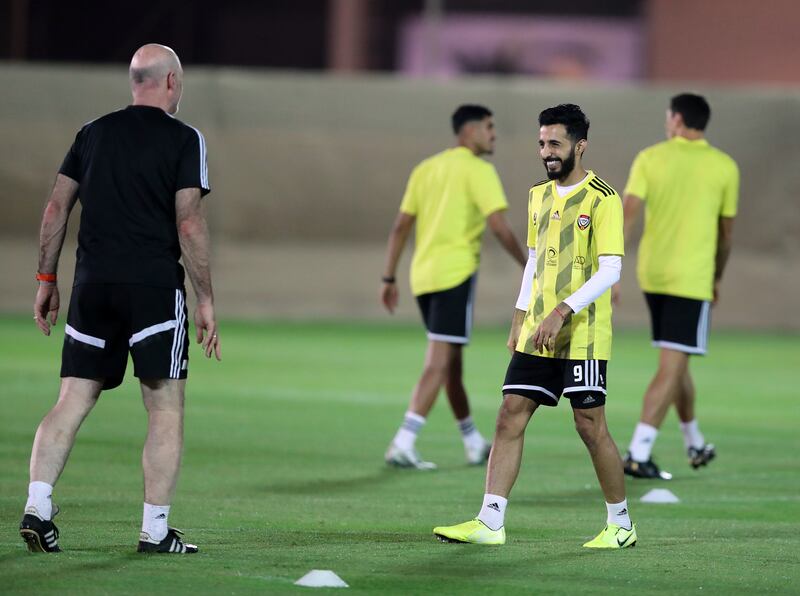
{"left": 476, "top": 141, "right": 493, "bottom": 156}
{"left": 544, "top": 147, "right": 576, "bottom": 181}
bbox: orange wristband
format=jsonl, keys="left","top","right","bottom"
{"left": 36, "top": 272, "right": 57, "bottom": 283}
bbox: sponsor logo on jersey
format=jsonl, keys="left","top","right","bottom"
{"left": 551, "top": 210, "right": 561, "bottom": 220}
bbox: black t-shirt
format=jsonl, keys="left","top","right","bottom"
{"left": 59, "top": 105, "right": 211, "bottom": 288}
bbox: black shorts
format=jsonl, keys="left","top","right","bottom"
{"left": 415, "top": 275, "right": 476, "bottom": 345}
{"left": 61, "top": 284, "right": 189, "bottom": 390}
{"left": 502, "top": 351, "right": 607, "bottom": 409}
{"left": 645, "top": 292, "right": 711, "bottom": 355}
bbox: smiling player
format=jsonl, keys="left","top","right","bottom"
{"left": 433, "top": 104, "right": 636, "bottom": 549}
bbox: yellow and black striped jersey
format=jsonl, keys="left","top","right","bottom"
{"left": 517, "top": 171, "right": 624, "bottom": 360}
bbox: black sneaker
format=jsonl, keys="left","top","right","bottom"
{"left": 688, "top": 444, "right": 716, "bottom": 469}
{"left": 623, "top": 453, "right": 673, "bottom": 480}
{"left": 20, "top": 511, "right": 61, "bottom": 553}
{"left": 137, "top": 528, "right": 198, "bottom": 554}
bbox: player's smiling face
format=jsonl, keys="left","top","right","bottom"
{"left": 539, "top": 124, "right": 580, "bottom": 181}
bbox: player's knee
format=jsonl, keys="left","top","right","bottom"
{"left": 423, "top": 360, "right": 449, "bottom": 382}
{"left": 656, "top": 355, "right": 689, "bottom": 379}
{"left": 495, "top": 401, "right": 526, "bottom": 438}
{"left": 445, "top": 364, "right": 462, "bottom": 385}
{"left": 141, "top": 380, "right": 185, "bottom": 414}
{"left": 574, "top": 414, "right": 601, "bottom": 450}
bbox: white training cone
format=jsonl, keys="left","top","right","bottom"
{"left": 295, "top": 570, "right": 349, "bottom": 588}
{"left": 640, "top": 488, "right": 680, "bottom": 504}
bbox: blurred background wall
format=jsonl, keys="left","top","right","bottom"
{"left": 1, "top": 0, "right": 798, "bottom": 329}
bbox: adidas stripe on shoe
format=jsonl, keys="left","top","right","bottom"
{"left": 19, "top": 513, "right": 61, "bottom": 553}
{"left": 137, "top": 527, "right": 198, "bottom": 554}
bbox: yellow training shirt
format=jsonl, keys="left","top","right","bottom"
{"left": 624, "top": 136, "right": 739, "bottom": 301}
{"left": 517, "top": 172, "right": 624, "bottom": 360}
{"left": 399, "top": 147, "right": 508, "bottom": 296}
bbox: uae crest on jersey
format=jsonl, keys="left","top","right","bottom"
{"left": 577, "top": 214, "right": 591, "bottom": 230}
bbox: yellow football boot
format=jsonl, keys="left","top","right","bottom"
{"left": 583, "top": 523, "right": 637, "bottom": 549}
{"left": 433, "top": 519, "right": 506, "bottom": 545}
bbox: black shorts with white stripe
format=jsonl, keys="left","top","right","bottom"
{"left": 645, "top": 292, "right": 711, "bottom": 355}
{"left": 415, "top": 275, "right": 476, "bottom": 345}
{"left": 61, "top": 284, "right": 189, "bottom": 390}
{"left": 502, "top": 351, "right": 607, "bottom": 409}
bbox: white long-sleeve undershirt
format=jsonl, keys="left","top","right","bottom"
{"left": 515, "top": 249, "right": 622, "bottom": 314}
{"left": 515, "top": 248, "right": 537, "bottom": 310}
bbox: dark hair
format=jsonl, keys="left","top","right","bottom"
{"left": 538, "top": 104, "right": 590, "bottom": 143}
{"left": 451, "top": 104, "right": 492, "bottom": 134}
{"left": 670, "top": 93, "right": 711, "bottom": 130}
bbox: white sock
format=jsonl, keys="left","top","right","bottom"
{"left": 25, "top": 481, "right": 54, "bottom": 520}
{"left": 606, "top": 499, "right": 632, "bottom": 530}
{"left": 142, "top": 503, "right": 170, "bottom": 542}
{"left": 477, "top": 493, "right": 507, "bottom": 531}
{"left": 393, "top": 411, "right": 426, "bottom": 450}
{"left": 457, "top": 416, "right": 485, "bottom": 449}
{"left": 680, "top": 419, "right": 705, "bottom": 450}
{"left": 629, "top": 423, "right": 658, "bottom": 462}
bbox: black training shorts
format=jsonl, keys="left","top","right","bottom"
{"left": 645, "top": 292, "right": 710, "bottom": 355}
{"left": 502, "top": 351, "right": 608, "bottom": 409}
{"left": 61, "top": 284, "right": 189, "bottom": 390}
{"left": 415, "top": 275, "right": 476, "bottom": 345}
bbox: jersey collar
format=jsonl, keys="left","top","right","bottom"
{"left": 553, "top": 170, "right": 594, "bottom": 200}
{"left": 671, "top": 136, "right": 709, "bottom": 147}
{"left": 452, "top": 146, "right": 477, "bottom": 157}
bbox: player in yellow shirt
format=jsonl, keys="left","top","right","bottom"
{"left": 617, "top": 94, "right": 739, "bottom": 479}
{"left": 434, "top": 104, "right": 637, "bottom": 549}
{"left": 380, "top": 105, "right": 526, "bottom": 470}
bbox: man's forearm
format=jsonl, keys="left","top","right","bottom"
{"left": 382, "top": 233, "right": 405, "bottom": 278}
{"left": 382, "top": 219, "right": 412, "bottom": 278}
{"left": 622, "top": 194, "right": 643, "bottom": 250}
{"left": 714, "top": 242, "right": 731, "bottom": 281}
{"left": 714, "top": 217, "right": 735, "bottom": 282}
{"left": 38, "top": 175, "right": 79, "bottom": 275}
{"left": 179, "top": 215, "right": 214, "bottom": 303}
{"left": 562, "top": 255, "right": 621, "bottom": 315}
{"left": 38, "top": 201, "right": 70, "bottom": 274}
{"left": 495, "top": 227, "right": 526, "bottom": 266}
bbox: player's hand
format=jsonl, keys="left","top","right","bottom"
{"left": 381, "top": 282, "right": 398, "bottom": 314}
{"left": 194, "top": 301, "right": 221, "bottom": 361}
{"left": 507, "top": 309, "right": 525, "bottom": 354}
{"left": 532, "top": 308, "right": 567, "bottom": 354}
{"left": 506, "top": 327, "right": 518, "bottom": 354}
{"left": 713, "top": 280, "right": 721, "bottom": 306}
{"left": 33, "top": 283, "right": 59, "bottom": 336}
{"left": 611, "top": 282, "right": 622, "bottom": 307}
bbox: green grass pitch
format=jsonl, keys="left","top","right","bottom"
{"left": 0, "top": 316, "right": 798, "bottom": 594}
